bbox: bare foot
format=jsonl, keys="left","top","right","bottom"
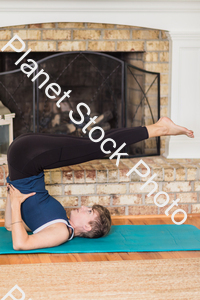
{"left": 156, "top": 117, "right": 194, "bottom": 138}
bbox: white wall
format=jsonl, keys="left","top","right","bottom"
{"left": 0, "top": 1, "right": 200, "bottom": 31}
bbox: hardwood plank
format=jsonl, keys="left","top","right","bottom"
{"left": 49, "top": 254, "right": 73, "bottom": 263}
{"left": 111, "top": 214, "right": 200, "bottom": 219}
{"left": 137, "top": 252, "right": 163, "bottom": 260}
{"left": 7, "top": 254, "right": 30, "bottom": 264}
{"left": 59, "top": 254, "right": 78, "bottom": 262}
{"left": 111, "top": 219, "right": 131, "bottom": 225}
{"left": 105, "top": 253, "right": 123, "bottom": 261}
{"left": 129, "top": 219, "right": 146, "bottom": 225}
{"left": 37, "top": 254, "right": 52, "bottom": 263}
{"left": 0, "top": 255, "right": 9, "bottom": 264}
{"left": 185, "top": 217, "right": 200, "bottom": 229}
{"left": 142, "top": 218, "right": 168, "bottom": 225}
{"left": 119, "top": 252, "right": 143, "bottom": 260}
{"left": 27, "top": 254, "right": 41, "bottom": 264}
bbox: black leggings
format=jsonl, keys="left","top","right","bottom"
{"left": 7, "top": 126, "right": 149, "bottom": 181}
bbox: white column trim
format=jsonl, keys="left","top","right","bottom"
{"left": 164, "top": 31, "right": 200, "bottom": 158}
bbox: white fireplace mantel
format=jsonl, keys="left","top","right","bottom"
{"left": 0, "top": 0, "right": 200, "bottom": 158}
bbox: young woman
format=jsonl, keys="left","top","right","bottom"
{"left": 4, "top": 117, "right": 194, "bottom": 251}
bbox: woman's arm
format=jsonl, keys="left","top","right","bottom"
{"left": 11, "top": 200, "right": 29, "bottom": 249}
{"left": 9, "top": 184, "right": 69, "bottom": 250}
{"left": 4, "top": 192, "right": 12, "bottom": 231}
{"left": 11, "top": 200, "right": 70, "bottom": 250}
{"left": 5, "top": 184, "right": 32, "bottom": 232}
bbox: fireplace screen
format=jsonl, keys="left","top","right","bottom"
{"left": 0, "top": 51, "right": 160, "bottom": 157}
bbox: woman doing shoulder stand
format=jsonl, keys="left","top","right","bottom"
{"left": 4, "top": 117, "right": 194, "bottom": 250}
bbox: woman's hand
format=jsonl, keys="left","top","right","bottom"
{"left": 7, "top": 183, "right": 36, "bottom": 205}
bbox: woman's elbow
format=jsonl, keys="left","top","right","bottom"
{"left": 13, "top": 242, "right": 24, "bottom": 251}
{"left": 13, "top": 239, "right": 33, "bottom": 251}
{"left": 5, "top": 226, "right": 12, "bottom": 232}
{"left": 13, "top": 243, "right": 20, "bottom": 250}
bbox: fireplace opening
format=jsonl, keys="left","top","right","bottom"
{"left": 0, "top": 51, "right": 160, "bottom": 157}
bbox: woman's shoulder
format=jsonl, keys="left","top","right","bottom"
{"left": 35, "top": 221, "right": 71, "bottom": 240}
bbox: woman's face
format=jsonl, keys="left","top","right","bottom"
{"left": 69, "top": 206, "right": 98, "bottom": 233}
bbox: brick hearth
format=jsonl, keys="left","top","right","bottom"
{"left": 1, "top": 156, "right": 200, "bottom": 219}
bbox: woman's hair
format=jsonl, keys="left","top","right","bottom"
{"left": 78, "top": 204, "right": 111, "bottom": 239}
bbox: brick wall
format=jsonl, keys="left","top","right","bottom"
{"left": 1, "top": 157, "right": 200, "bottom": 219}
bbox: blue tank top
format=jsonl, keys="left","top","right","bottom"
{"left": 6, "top": 172, "right": 74, "bottom": 240}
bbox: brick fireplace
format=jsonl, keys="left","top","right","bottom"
{"left": 0, "top": 0, "right": 200, "bottom": 220}
{"left": 0, "top": 23, "right": 164, "bottom": 154}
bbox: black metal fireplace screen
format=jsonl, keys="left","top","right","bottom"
{"left": 0, "top": 51, "right": 160, "bottom": 157}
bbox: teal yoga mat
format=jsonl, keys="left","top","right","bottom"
{"left": 1, "top": 224, "right": 200, "bottom": 254}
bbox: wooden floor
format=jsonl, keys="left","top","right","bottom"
{"left": 0, "top": 214, "right": 200, "bottom": 265}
